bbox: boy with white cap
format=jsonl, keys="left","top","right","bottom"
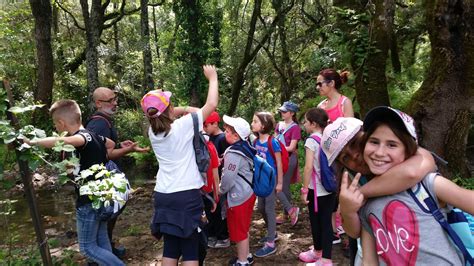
{"left": 220, "top": 115, "right": 256, "bottom": 266}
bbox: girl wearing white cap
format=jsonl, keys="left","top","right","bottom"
{"left": 354, "top": 107, "right": 472, "bottom": 265}
{"left": 321, "top": 115, "right": 436, "bottom": 265}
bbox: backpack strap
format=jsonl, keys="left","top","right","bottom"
{"left": 309, "top": 135, "right": 321, "bottom": 212}
{"left": 89, "top": 115, "right": 112, "bottom": 128}
{"left": 228, "top": 144, "right": 254, "bottom": 189}
{"left": 276, "top": 122, "right": 297, "bottom": 146}
{"left": 191, "top": 112, "right": 200, "bottom": 150}
{"left": 408, "top": 175, "right": 474, "bottom": 264}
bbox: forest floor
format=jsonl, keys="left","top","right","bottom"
{"left": 49, "top": 184, "right": 351, "bottom": 265}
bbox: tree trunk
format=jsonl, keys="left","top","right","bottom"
{"left": 141, "top": 0, "right": 154, "bottom": 92}
{"left": 407, "top": 0, "right": 474, "bottom": 178}
{"left": 228, "top": 0, "right": 293, "bottom": 115}
{"left": 173, "top": 0, "right": 205, "bottom": 107}
{"left": 80, "top": 0, "right": 102, "bottom": 97}
{"left": 354, "top": 0, "right": 394, "bottom": 116}
{"left": 30, "top": 0, "right": 54, "bottom": 126}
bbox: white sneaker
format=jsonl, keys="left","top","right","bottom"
{"left": 213, "top": 238, "right": 230, "bottom": 248}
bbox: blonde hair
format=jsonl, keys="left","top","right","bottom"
{"left": 49, "top": 99, "right": 82, "bottom": 124}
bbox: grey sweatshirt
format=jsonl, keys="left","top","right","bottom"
{"left": 219, "top": 148, "right": 254, "bottom": 208}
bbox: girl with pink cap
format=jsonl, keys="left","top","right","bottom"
{"left": 141, "top": 65, "right": 218, "bottom": 266}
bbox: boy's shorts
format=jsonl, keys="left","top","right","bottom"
{"left": 162, "top": 231, "right": 199, "bottom": 261}
{"left": 227, "top": 194, "right": 256, "bottom": 242}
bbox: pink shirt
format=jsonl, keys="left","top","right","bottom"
{"left": 318, "top": 95, "right": 347, "bottom": 122}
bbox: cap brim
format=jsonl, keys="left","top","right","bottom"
{"left": 363, "top": 106, "right": 403, "bottom": 132}
{"left": 278, "top": 107, "right": 288, "bottom": 112}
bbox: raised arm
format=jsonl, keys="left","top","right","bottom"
{"left": 360, "top": 147, "right": 436, "bottom": 198}
{"left": 201, "top": 65, "right": 218, "bottom": 120}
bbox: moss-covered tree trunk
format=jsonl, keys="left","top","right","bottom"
{"left": 80, "top": 0, "right": 102, "bottom": 96}
{"left": 30, "top": 0, "right": 54, "bottom": 126}
{"left": 141, "top": 0, "right": 154, "bottom": 93}
{"left": 354, "top": 0, "right": 394, "bottom": 116}
{"left": 407, "top": 0, "right": 474, "bottom": 178}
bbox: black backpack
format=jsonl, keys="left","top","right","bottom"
{"left": 191, "top": 112, "right": 211, "bottom": 185}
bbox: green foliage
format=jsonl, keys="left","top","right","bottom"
{"left": 453, "top": 177, "right": 474, "bottom": 190}
{"left": 125, "top": 224, "right": 142, "bottom": 236}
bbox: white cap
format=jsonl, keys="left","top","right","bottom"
{"left": 321, "top": 117, "right": 363, "bottom": 166}
{"left": 222, "top": 115, "right": 251, "bottom": 140}
{"left": 363, "top": 106, "right": 417, "bottom": 143}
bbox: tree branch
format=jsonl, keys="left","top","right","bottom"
{"left": 56, "top": 0, "right": 85, "bottom": 31}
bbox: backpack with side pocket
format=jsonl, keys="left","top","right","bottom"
{"left": 230, "top": 141, "right": 276, "bottom": 198}
{"left": 310, "top": 135, "right": 337, "bottom": 193}
{"left": 191, "top": 112, "right": 211, "bottom": 185}
{"left": 267, "top": 136, "right": 289, "bottom": 174}
{"left": 408, "top": 173, "right": 474, "bottom": 265}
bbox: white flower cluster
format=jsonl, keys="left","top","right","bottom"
{"left": 76, "top": 164, "right": 128, "bottom": 209}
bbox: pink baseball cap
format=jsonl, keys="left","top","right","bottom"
{"left": 363, "top": 106, "right": 418, "bottom": 142}
{"left": 321, "top": 117, "right": 363, "bottom": 165}
{"left": 140, "top": 90, "right": 172, "bottom": 118}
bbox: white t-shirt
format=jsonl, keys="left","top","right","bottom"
{"left": 304, "top": 132, "right": 331, "bottom": 197}
{"left": 149, "top": 110, "right": 204, "bottom": 193}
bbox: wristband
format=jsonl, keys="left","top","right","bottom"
{"left": 300, "top": 187, "right": 309, "bottom": 194}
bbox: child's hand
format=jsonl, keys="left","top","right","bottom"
{"left": 203, "top": 65, "right": 217, "bottom": 82}
{"left": 275, "top": 183, "right": 283, "bottom": 193}
{"left": 300, "top": 191, "right": 309, "bottom": 205}
{"left": 339, "top": 171, "right": 365, "bottom": 215}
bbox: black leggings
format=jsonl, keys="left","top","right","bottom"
{"left": 308, "top": 190, "right": 336, "bottom": 259}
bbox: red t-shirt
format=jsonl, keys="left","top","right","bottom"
{"left": 201, "top": 141, "right": 220, "bottom": 193}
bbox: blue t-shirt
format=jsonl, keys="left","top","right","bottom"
{"left": 254, "top": 137, "right": 281, "bottom": 171}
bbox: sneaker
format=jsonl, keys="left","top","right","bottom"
{"left": 228, "top": 254, "right": 254, "bottom": 265}
{"left": 332, "top": 234, "right": 341, "bottom": 245}
{"left": 229, "top": 261, "right": 249, "bottom": 266}
{"left": 289, "top": 206, "right": 300, "bottom": 226}
{"left": 257, "top": 233, "right": 279, "bottom": 244}
{"left": 254, "top": 242, "right": 277, "bottom": 257}
{"left": 207, "top": 237, "right": 217, "bottom": 248}
{"left": 336, "top": 225, "right": 345, "bottom": 235}
{"left": 214, "top": 238, "right": 231, "bottom": 248}
{"left": 298, "top": 249, "right": 321, "bottom": 263}
{"left": 112, "top": 246, "right": 126, "bottom": 259}
{"left": 312, "top": 259, "right": 333, "bottom": 266}
{"left": 276, "top": 215, "right": 285, "bottom": 225}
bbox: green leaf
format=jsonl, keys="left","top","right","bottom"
{"left": 7, "top": 104, "right": 45, "bottom": 114}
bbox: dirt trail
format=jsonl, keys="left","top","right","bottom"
{"left": 101, "top": 186, "right": 350, "bottom": 265}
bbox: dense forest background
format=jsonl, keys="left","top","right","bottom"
{"left": 1, "top": 0, "right": 473, "bottom": 179}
